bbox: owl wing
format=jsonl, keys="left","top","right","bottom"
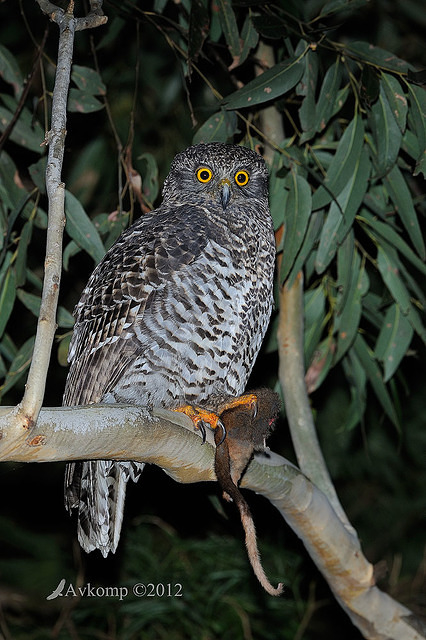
{"left": 63, "top": 206, "right": 211, "bottom": 556}
{"left": 63, "top": 205, "right": 209, "bottom": 406}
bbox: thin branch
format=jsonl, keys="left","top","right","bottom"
{"left": 0, "top": 1, "right": 108, "bottom": 450}
{"left": 277, "top": 274, "right": 356, "bottom": 535}
{"left": 0, "top": 403, "right": 421, "bottom": 640}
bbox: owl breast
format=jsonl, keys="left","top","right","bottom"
{"left": 104, "top": 206, "right": 275, "bottom": 408}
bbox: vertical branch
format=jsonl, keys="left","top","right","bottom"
{"left": 277, "top": 276, "right": 355, "bottom": 533}
{"left": 19, "top": 6, "right": 76, "bottom": 425}
{"left": 0, "top": 2, "right": 107, "bottom": 453}
{"left": 256, "top": 42, "right": 355, "bottom": 533}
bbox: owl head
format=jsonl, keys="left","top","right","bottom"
{"left": 162, "top": 143, "right": 269, "bottom": 211}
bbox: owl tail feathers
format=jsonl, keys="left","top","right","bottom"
{"left": 65, "top": 460, "right": 144, "bottom": 557}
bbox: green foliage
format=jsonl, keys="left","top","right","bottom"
{"left": 0, "top": 0, "right": 424, "bottom": 637}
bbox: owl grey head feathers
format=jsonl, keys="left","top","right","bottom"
{"left": 64, "top": 142, "right": 275, "bottom": 557}
{"left": 162, "top": 142, "right": 269, "bottom": 210}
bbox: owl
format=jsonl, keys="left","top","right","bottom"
{"left": 63, "top": 142, "right": 276, "bottom": 557}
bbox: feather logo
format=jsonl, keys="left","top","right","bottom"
{"left": 46, "top": 578, "right": 66, "bottom": 600}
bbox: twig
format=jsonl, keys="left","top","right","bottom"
{"left": 36, "top": 0, "right": 107, "bottom": 30}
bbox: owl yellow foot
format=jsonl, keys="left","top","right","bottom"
{"left": 217, "top": 393, "right": 258, "bottom": 418}
{"left": 174, "top": 405, "right": 226, "bottom": 444}
{"left": 174, "top": 393, "right": 258, "bottom": 445}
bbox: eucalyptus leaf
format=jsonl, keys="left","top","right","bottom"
{"left": 342, "top": 350, "right": 366, "bottom": 430}
{"left": 280, "top": 173, "right": 312, "bottom": 282}
{"left": 334, "top": 251, "right": 366, "bottom": 363}
{"left": 57, "top": 334, "right": 72, "bottom": 367}
{"left": 217, "top": 0, "right": 241, "bottom": 61}
{"left": 287, "top": 210, "right": 324, "bottom": 286}
{"left": 222, "top": 55, "right": 305, "bottom": 109}
{"left": 251, "top": 14, "right": 287, "bottom": 39}
{"left": 375, "top": 304, "right": 413, "bottom": 381}
{"left": 353, "top": 333, "right": 399, "bottom": 430}
{"left": 193, "top": 110, "right": 238, "bottom": 144}
{"left": 29, "top": 157, "right": 47, "bottom": 194}
{"left": 319, "top": 0, "right": 369, "bottom": 18}
{"left": 380, "top": 73, "right": 407, "bottom": 133}
{"left": 0, "top": 44, "right": 23, "bottom": 98}
{"left": 336, "top": 231, "right": 355, "bottom": 314}
{"left": 17, "top": 289, "right": 75, "bottom": 329}
{"left": 407, "top": 83, "right": 426, "bottom": 177}
{"left": 369, "top": 84, "right": 402, "bottom": 175}
{"left": 65, "top": 190, "right": 105, "bottom": 264}
{"left": 298, "top": 49, "right": 318, "bottom": 143}
{"left": 377, "top": 245, "right": 411, "bottom": 314}
{"left": 345, "top": 41, "right": 411, "bottom": 74}
{"left": 0, "top": 105, "right": 44, "bottom": 153}
{"left": 67, "top": 89, "right": 104, "bottom": 113}
{"left": 315, "top": 58, "right": 342, "bottom": 133}
{"left": 238, "top": 13, "right": 259, "bottom": 66}
{"left": 15, "top": 220, "right": 33, "bottom": 287}
{"left": 384, "top": 165, "right": 425, "bottom": 259}
{"left": 304, "top": 286, "right": 326, "bottom": 365}
{"left": 315, "top": 146, "right": 370, "bottom": 273}
{"left": 0, "top": 266, "right": 16, "bottom": 339}
{"left": 138, "top": 152, "right": 160, "bottom": 205}
{"left": 305, "top": 337, "right": 335, "bottom": 393}
{"left": 312, "top": 115, "right": 365, "bottom": 210}
{"left": 188, "top": 0, "right": 210, "bottom": 65}
{"left": 63, "top": 240, "right": 81, "bottom": 271}
{"left": 71, "top": 65, "right": 106, "bottom": 95}
{"left": 359, "top": 210, "right": 426, "bottom": 276}
{"left": 0, "top": 336, "right": 34, "bottom": 399}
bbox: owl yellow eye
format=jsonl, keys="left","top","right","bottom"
{"left": 235, "top": 170, "right": 250, "bottom": 186}
{"left": 196, "top": 167, "right": 213, "bottom": 183}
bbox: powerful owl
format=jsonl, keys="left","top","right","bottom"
{"left": 63, "top": 142, "right": 276, "bottom": 557}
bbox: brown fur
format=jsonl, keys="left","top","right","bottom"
{"left": 214, "top": 389, "right": 284, "bottom": 596}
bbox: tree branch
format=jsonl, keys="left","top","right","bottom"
{"left": 277, "top": 275, "right": 356, "bottom": 534}
{"left": 0, "top": 403, "right": 421, "bottom": 640}
{"left": 0, "top": 1, "right": 108, "bottom": 455}
{"left": 256, "top": 43, "right": 354, "bottom": 534}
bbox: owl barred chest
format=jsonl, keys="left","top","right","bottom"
{"left": 108, "top": 215, "right": 274, "bottom": 407}
{"left": 64, "top": 143, "right": 275, "bottom": 410}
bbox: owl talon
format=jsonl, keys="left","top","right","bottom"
{"left": 198, "top": 421, "right": 207, "bottom": 444}
{"left": 216, "top": 419, "right": 226, "bottom": 445}
{"left": 173, "top": 405, "right": 223, "bottom": 443}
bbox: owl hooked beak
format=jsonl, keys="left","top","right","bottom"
{"left": 220, "top": 179, "right": 231, "bottom": 210}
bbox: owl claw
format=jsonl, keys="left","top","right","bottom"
{"left": 173, "top": 405, "right": 224, "bottom": 444}
{"left": 216, "top": 419, "right": 226, "bottom": 445}
{"left": 198, "top": 421, "right": 207, "bottom": 444}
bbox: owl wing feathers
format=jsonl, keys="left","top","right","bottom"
{"left": 64, "top": 205, "right": 209, "bottom": 406}
{"left": 64, "top": 205, "right": 213, "bottom": 556}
